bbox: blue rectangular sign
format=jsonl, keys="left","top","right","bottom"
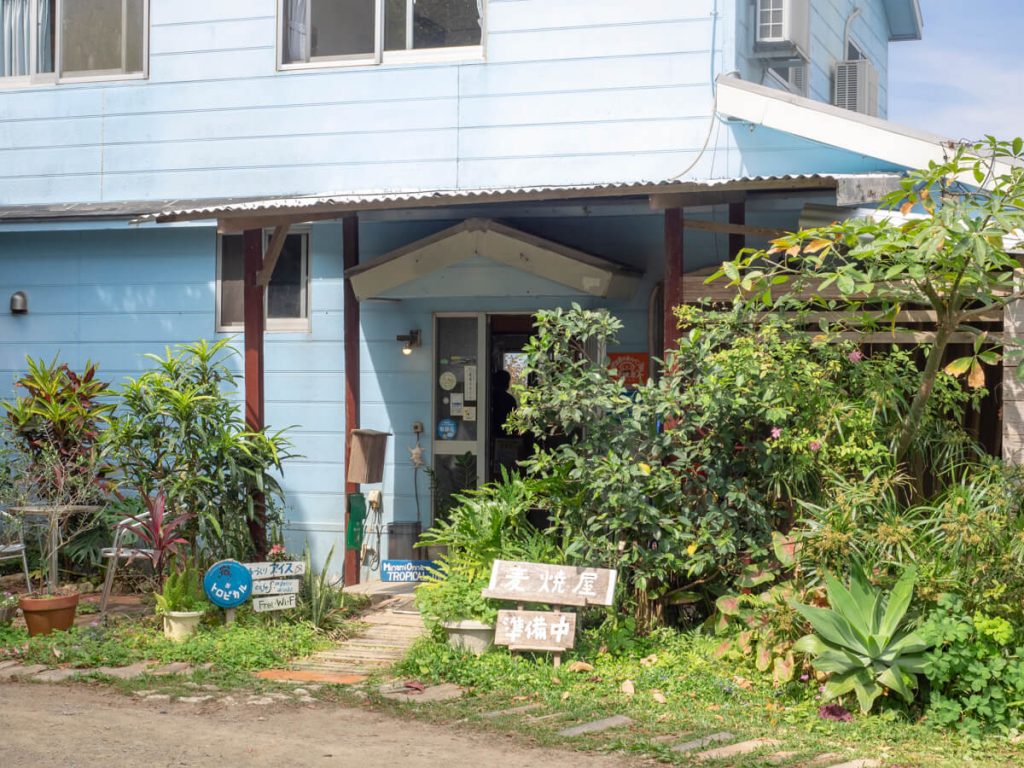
{"left": 380, "top": 559, "right": 440, "bottom": 583}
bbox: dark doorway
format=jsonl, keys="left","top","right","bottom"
{"left": 488, "top": 314, "right": 534, "bottom": 482}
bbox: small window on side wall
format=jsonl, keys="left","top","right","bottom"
{"left": 217, "top": 231, "right": 311, "bottom": 333}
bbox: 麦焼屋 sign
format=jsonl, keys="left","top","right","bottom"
{"left": 482, "top": 560, "right": 616, "bottom": 662}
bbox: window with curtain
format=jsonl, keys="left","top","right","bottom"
{"left": 1, "top": 0, "right": 145, "bottom": 81}
{"left": 218, "top": 232, "right": 311, "bottom": 333}
{"left": 282, "top": 0, "right": 483, "bottom": 67}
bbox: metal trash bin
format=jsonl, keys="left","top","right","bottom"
{"left": 387, "top": 522, "right": 422, "bottom": 561}
{"left": 347, "top": 429, "right": 390, "bottom": 484}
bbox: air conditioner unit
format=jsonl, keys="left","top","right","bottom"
{"left": 834, "top": 59, "right": 879, "bottom": 116}
{"left": 753, "top": 0, "right": 810, "bottom": 61}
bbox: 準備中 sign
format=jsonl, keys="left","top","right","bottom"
{"left": 494, "top": 609, "right": 577, "bottom": 652}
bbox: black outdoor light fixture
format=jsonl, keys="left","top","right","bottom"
{"left": 9, "top": 291, "right": 27, "bottom": 314}
{"left": 397, "top": 329, "right": 421, "bottom": 356}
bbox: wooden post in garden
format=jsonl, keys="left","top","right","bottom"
{"left": 343, "top": 215, "right": 361, "bottom": 586}
{"left": 663, "top": 208, "right": 684, "bottom": 354}
{"left": 243, "top": 227, "right": 268, "bottom": 558}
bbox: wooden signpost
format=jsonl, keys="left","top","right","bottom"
{"left": 483, "top": 560, "right": 616, "bottom": 665}
{"left": 244, "top": 561, "right": 305, "bottom": 614}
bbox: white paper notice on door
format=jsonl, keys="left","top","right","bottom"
{"left": 464, "top": 366, "right": 477, "bottom": 402}
{"left": 462, "top": 406, "right": 476, "bottom": 422}
{"left": 450, "top": 392, "right": 464, "bottom": 416}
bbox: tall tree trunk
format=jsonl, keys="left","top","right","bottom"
{"left": 896, "top": 327, "right": 951, "bottom": 463}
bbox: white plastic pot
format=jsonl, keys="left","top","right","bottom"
{"left": 162, "top": 611, "right": 203, "bottom": 642}
{"left": 442, "top": 620, "right": 494, "bottom": 655}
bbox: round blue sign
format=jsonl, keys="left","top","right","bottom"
{"left": 437, "top": 418, "right": 458, "bottom": 440}
{"left": 203, "top": 559, "right": 253, "bottom": 609}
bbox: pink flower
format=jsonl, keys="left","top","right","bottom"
{"left": 770, "top": 427, "right": 782, "bottom": 439}
{"left": 818, "top": 704, "right": 853, "bottom": 722}
{"left": 848, "top": 350, "right": 864, "bottom": 363}
{"left": 809, "top": 440, "right": 822, "bottom": 452}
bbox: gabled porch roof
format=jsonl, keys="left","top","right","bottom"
{"left": 344, "top": 218, "right": 641, "bottom": 301}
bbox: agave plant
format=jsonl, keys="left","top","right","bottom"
{"left": 792, "top": 567, "right": 930, "bottom": 713}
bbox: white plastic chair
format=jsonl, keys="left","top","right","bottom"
{"left": 0, "top": 508, "right": 32, "bottom": 593}
{"left": 99, "top": 511, "right": 154, "bottom": 621}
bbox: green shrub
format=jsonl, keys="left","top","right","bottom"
{"left": 415, "top": 558, "right": 497, "bottom": 633}
{"left": 155, "top": 562, "right": 207, "bottom": 614}
{"left": 920, "top": 594, "right": 1024, "bottom": 736}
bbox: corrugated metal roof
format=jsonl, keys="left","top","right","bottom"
{"left": 145, "top": 173, "right": 903, "bottom": 225}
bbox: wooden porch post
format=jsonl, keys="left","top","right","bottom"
{"left": 343, "top": 215, "right": 361, "bottom": 585}
{"left": 663, "top": 208, "right": 684, "bottom": 354}
{"left": 243, "top": 227, "right": 268, "bottom": 558}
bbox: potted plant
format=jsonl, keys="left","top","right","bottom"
{"left": 416, "top": 559, "right": 496, "bottom": 655}
{"left": 155, "top": 561, "right": 207, "bottom": 642}
{"left": 1, "top": 357, "right": 113, "bottom": 635}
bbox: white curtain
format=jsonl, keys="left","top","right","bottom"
{"left": 476, "top": 0, "right": 483, "bottom": 28}
{"left": 285, "top": 0, "right": 309, "bottom": 62}
{"left": 36, "top": 0, "right": 51, "bottom": 73}
{"left": 1, "top": 0, "right": 30, "bottom": 77}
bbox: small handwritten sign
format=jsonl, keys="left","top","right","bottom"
{"left": 253, "top": 593, "right": 298, "bottom": 613}
{"left": 494, "top": 609, "right": 577, "bottom": 652}
{"left": 245, "top": 561, "right": 306, "bottom": 579}
{"left": 482, "top": 560, "right": 617, "bottom": 607}
{"left": 252, "top": 579, "right": 300, "bottom": 596}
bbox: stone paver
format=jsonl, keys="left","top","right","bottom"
{"left": 823, "top": 761, "right": 880, "bottom": 768}
{"left": 695, "top": 738, "right": 781, "bottom": 761}
{"left": 807, "top": 755, "right": 843, "bottom": 767}
{"left": 247, "top": 696, "right": 275, "bottom": 706}
{"left": 766, "top": 753, "right": 800, "bottom": 765}
{"left": 177, "top": 695, "right": 213, "bottom": 704}
{"left": 481, "top": 703, "right": 544, "bottom": 719}
{"left": 95, "top": 662, "right": 151, "bottom": 680}
{"left": 671, "top": 732, "right": 735, "bottom": 753}
{"left": 255, "top": 669, "right": 367, "bottom": 685}
{"left": 0, "top": 660, "right": 20, "bottom": 672}
{"left": 2, "top": 664, "right": 46, "bottom": 680}
{"left": 380, "top": 682, "right": 464, "bottom": 704}
{"left": 149, "top": 662, "right": 192, "bottom": 676}
{"left": 558, "top": 715, "right": 633, "bottom": 737}
{"left": 144, "top": 694, "right": 171, "bottom": 703}
{"left": 33, "top": 668, "right": 81, "bottom": 683}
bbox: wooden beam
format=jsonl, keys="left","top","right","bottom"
{"left": 664, "top": 209, "right": 684, "bottom": 353}
{"left": 343, "top": 216, "right": 361, "bottom": 586}
{"left": 256, "top": 224, "right": 291, "bottom": 287}
{"left": 649, "top": 191, "right": 746, "bottom": 210}
{"left": 683, "top": 218, "right": 785, "bottom": 239}
{"left": 243, "top": 228, "right": 268, "bottom": 558}
{"left": 728, "top": 201, "right": 745, "bottom": 260}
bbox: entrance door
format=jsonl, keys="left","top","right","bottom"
{"left": 432, "top": 314, "right": 487, "bottom": 524}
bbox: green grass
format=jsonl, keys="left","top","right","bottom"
{"left": 0, "top": 610, "right": 336, "bottom": 673}
{"left": 387, "top": 630, "right": 1024, "bottom": 767}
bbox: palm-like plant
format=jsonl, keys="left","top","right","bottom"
{"left": 793, "top": 567, "right": 930, "bottom": 713}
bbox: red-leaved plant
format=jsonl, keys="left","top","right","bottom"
{"left": 119, "top": 491, "right": 192, "bottom": 585}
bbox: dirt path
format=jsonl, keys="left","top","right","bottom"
{"left": 0, "top": 683, "right": 633, "bottom": 768}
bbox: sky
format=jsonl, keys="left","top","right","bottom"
{"left": 888, "top": 1, "right": 1024, "bottom": 141}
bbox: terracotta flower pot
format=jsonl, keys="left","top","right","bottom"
{"left": 19, "top": 593, "right": 80, "bottom": 636}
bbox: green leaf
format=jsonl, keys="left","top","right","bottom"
{"left": 716, "top": 595, "right": 742, "bottom": 616}
{"left": 793, "top": 634, "right": 827, "bottom": 657}
{"left": 792, "top": 601, "right": 863, "bottom": 652}
{"left": 812, "top": 648, "right": 866, "bottom": 675}
{"left": 878, "top": 662, "right": 915, "bottom": 703}
{"left": 772, "top": 531, "right": 798, "bottom": 567}
{"left": 879, "top": 567, "right": 916, "bottom": 644}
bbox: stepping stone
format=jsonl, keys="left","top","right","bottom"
{"left": 0, "top": 660, "right": 20, "bottom": 672}
{"left": 255, "top": 669, "right": 368, "bottom": 685}
{"left": 671, "top": 732, "right": 735, "bottom": 753}
{"left": 248, "top": 696, "right": 275, "bottom": 706}
{"left": 808, "top": 756, "right": 843, "bottom": 767}
{"left": 144, "top": 694, "right": 171, "bottom": 703}
{"left": 150, "top": 662, "right": 191, "bottom": 676}
{"left": 767, "top": 753, "right": 800, "bottom": 765}
{"left": 558, "top": 715, "right": 633, "bottom": 737}
{"left": 695, "top": 738, "right": 781, "bottom": 761}
{"left": 380, "top": 682, "right": 464, "bottom": 703}
{"left": 95, "top": 662, "right": 151, "bottom": 680}
{"left": 481, "top": 703, "right": 544, "bottom": 719}
{"left": 177, "top": 695, "right": 213, "bottom": 704}
{"left": 2, "top": 664, "right": 47, "bottom": 680}
{"left": 33, "top": 668, "right": 81, "bottom": 683}
{"left": 823, "top": 761, "right": 880, "bottom": 768}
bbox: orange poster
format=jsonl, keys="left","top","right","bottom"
{"left": 608, "top": 353, "right": 649, "bottom": 388}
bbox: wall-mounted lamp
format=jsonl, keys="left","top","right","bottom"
{"left": 396, "top": 329, "right": 421, "bottom": 356}
{"left": 9, "top": 291, "right": 27, "bottom": 314}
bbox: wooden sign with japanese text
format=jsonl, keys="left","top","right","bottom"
{"left": 482, "top": 560, "right": 617, "bottom": 607}
{"left": 252, "top": 579, "right": 300, "bottom": 596}
{"left": 245, "top": 561, "right": 306, "bottom": 579}
{"left": 253, "top": 593, "right": 298, "bottom": 612}
{"left": 494, "top": 609, "right": 577, "bottom": 652}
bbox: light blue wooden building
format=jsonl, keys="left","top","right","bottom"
{"left": 0, "top": 0, "right": 939, "bottom": 579}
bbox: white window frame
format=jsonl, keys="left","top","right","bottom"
{"left": 216, "top": 227, "right": 312, "bottom": 334}
{"left": 276, "top": 0, "right": 485, "bottom": 72}
{"left": 0, "top": 0, "right": 149, "bottom": 88}
{"left": 755, "top": 0, "right": 787, "bottom": 44}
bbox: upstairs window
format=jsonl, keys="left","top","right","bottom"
{"left": 217, "top": 231, "right": 311, "bottom": 333}
{"left": 0, "top": 0, "right": 147, "bottom": 83}
{"left": 279, "top": 0, "right": 483, "bottom": 69}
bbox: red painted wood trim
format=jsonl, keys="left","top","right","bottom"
{"left": 343, "top": 216, "right": 361, "bottom": 586}
{"left": 729, "top": 201, "right": 746, "bottom": 260}
{"left": 663, "top": 208, "right": 684, "bottom": 354}
{"left": 243, "top": 228, "right": 268, "bottom": 557}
